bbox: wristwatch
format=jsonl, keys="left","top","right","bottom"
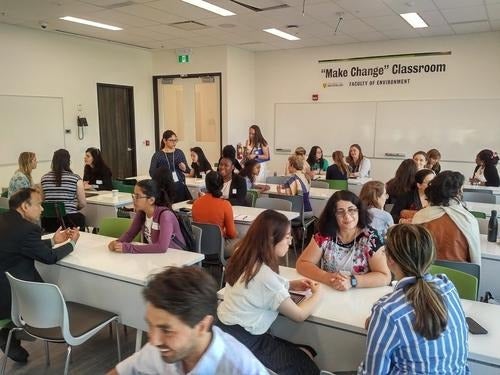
{"left": 350, "top": 275, "right": 358, "bottom": 288}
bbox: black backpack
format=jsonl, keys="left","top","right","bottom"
{"left": 157, "top": 207, "right": 196, "bottom": 251}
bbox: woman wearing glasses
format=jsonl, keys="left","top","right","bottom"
{"left": 108, "top": 179, "right": 185, "bottom": 253}
{"left": 296, "top": 191, "right": 391, "bottom": 291}
{"left": 149, "top": 130, "right": 191, "bottom": 201}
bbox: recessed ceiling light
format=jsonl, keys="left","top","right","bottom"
{"left": 59, "top": 16, "right": 122, "bottom": 30}
{"left": 400, "top": 12, "right": 428, "bottom": 28}
{"left": 182, "top": 0, "right": 235, "bottom": 16}
{"left": 263, "top": 28, "right": 300, "bottom": 41}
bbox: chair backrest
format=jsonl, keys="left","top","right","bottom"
{"left": 0, "top": 207, "right": 8, "bottom": 215}
{"left": 246, "top": 190, "right": 258, "bottom": 207}
{"left": 42, "top": 201, "right": 67, "bottom": 218}
{"left": 191, "top": 225, "right": 202, "bottom": 253}
{"left": 112, "top": 180, "right": 135, "bottom": 194}
{"left": 325, "top": 179, "right": 348, "bottom": 190}
{"left": 99, "top": 217, "right": 140, "bottom": 242}
{"left": 470, "top": 210, "right": 486, "bottom": 219}
{"left": 191, "top": 222, "right": 224, "bottom": 264}
{"left": 6, "top": 272, "right": 67, "bottom": 330}
{"left": 255, "top": 197, "right": 292, "bottom": 212}
{"left": 429, "top": 265, "right": 478, "bottom": 300}
{"left": 433, "top": 259, "right": 481, "bottom": 284}
{"left": 265, "top": 176, "right": 289, "bottom": 185}
{"left": 311, "top": 180, "right": 329, "bottom": 189}
{"left": 463, "top": 191, "right": 496, "bottom": 204}
{"left": 0, "top": 196, "right": 9, "bottom": 209}
{"left": 477, "top": 218, "right": 489, "bottom": 234}
{"left": 1, "top": 190, "right": 8, "bottom": 198}
{"left": 269, "top": 193, "right": 304, "bottom": 224}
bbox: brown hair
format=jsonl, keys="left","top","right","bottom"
{"left": 248, "top": 125, "right": 268, "bottom": 147}
{"left": 331, "top": 150, "right": 349, "bottom": 176}
{"left": 225, "top": 210, "right": 290, "bottom": 287}
{"left": 359, "top": 180, "right": 385, "bottom": 209}
{"left": 385, "top": 224, "right": 447, "bottom": 340}
{"left": 346, "top": 144, "right": 364, "bottom": 169}
{"left": 18, "top": 152, "right": 36, "bottom": 185}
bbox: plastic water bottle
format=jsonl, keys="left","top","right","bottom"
{"left": 488, "top": 210, "right": 498, "bottom": 242}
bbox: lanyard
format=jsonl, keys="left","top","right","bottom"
{"left": 164, "top": 151, "right": 175, "bottom": 172}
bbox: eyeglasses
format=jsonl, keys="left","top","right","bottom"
{"left": 335, "top": 208, "right": 359, "bottom": 217}
{"left": 167, "top": 138, "right": 178, "bottom": 143}
{"left": 131, "top": 194, "right": 149, "bottom": 200}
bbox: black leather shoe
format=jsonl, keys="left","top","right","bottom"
{"left": 0, "top": 329, "right": 29, "bottom": 363}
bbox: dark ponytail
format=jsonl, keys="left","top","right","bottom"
{"left": 205, "top": 171, "right": 223, "bottom": 198}
{"left": 136, "top": 179, "right": 171, "bottom": 208}
{"left": 385, "top": 224, "right": 447, "bottom": 340}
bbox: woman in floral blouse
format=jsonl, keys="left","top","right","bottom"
{"left": 296, "top": 190, "right": 391, "bottom": 291}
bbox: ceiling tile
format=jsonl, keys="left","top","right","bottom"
{"left": 320, "top": 33, "right": 358, "bottom": 44}
{"left": 144, "top": 23, "right": 199, "bottom": 38}
{"left": 486, "top": 3, "right": 500, "bottom": 20}
{"left": 490, "top": 20, "right": 500, "bottom": 29}
{"left": 147, "top": 0, "right": 228, "bottom": 20}
{"left": 363, "top": 14, "right": 410, "bottom": 31}
{"left": 440, "top": 6, "right": 488, "bottom": 24}
{"left": 382, "top": 28, "right": 419, "bottom": 39}
{"left": 304, "top": 2, "right": 355, "bottom": 22}
{"left": 327, "top": 18, "right": 375, "bottom": 33}
{"left": 418, "top": 10, "right": 447, "bottom": 27}
{"left": 433, "top": 0, "right": 484, "bottom": 9}
{"left": 89, "top": 9, "right": 161, "bottom": 27}
{"left": 347, "top": 31, "right": 388, "bottom": 42}
{"left": 262, "top": 7, "right": 319, "bottom": 26}
{"left": 291, "top": 22, "right": 334, "bottom": 37}
{"left": 451, "top": 21, "right": 491, "bottom": 33}
{"left": 334, "top": 0, "right": 396, "bottom": 18}
{"left": 416, "top": 25, "right": 455, "bottom": 37}
{"left": 382, "top": 0, "right": 437, "bottom": 14}
{"left": 116, "top": 4, "right": 187, "bottom": 23}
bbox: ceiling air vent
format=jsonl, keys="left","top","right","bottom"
{"left": 229, "top": 0, "right": 289, "bottom": 12}
{"left": 169, "top": 21, "right": 209, "bottom": 31}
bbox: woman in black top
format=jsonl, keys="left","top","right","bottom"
{"left": 218, "top": 156, "right": 248, "bottom": 206}
{"left": 471, "top": 149, "right": 500, "bottom": 187}
{"left": 189, "top": 147, "right": 213, "bottom": 178}
{"left": 83, "top": 147, "right": 113, "bottom": 190}
{"left": 386, "top": 159, "right": 418, "bottom": 204}
{"left": 326, "top": 150, "right": 349, "bottom": 180}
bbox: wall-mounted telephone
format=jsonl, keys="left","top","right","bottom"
{"left": 77, "top": 116, "right": 88, "bottom": 140}
{"left": 77, "top": 116, "right": 88, "bottom": 127}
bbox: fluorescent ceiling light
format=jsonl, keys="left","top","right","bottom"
{"left": 182, "top": 0, "right": 235, "bottom": 16}
{"left": 263, "top": 28, "right": 300, "bottom": 41}
{"left": 400, "top": 12, "right": 428, "bottom": 28}
{"left": 59, "top": 16, "right": 122, "bottom": 31}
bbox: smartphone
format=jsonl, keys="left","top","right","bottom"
{"left": 466, "top": 317, "right": 488, "bottom": 335}
{"left": 289, "top": 292, "right": 306, "bottom": 305}
{"left": 179, "top": 207, "right": 191, "bottom": 213}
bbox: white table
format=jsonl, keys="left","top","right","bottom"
{"left": 264, "top": 183, "right": 336, "bottom": 218}
{"left": 480, "top": 235, "right": 500, "bottom": 300}
{"left": 219, "top": 267, "right": 500, "bottom": 373}
{"left": 81, "top": 192, "right": 133, "bottom": 227}
{"left": 466, "top": 201, "right": 500, "bottom": 217}
{"left": 36, "top": 232, "right": 204, "bottom": 351}
{"left": 463, "top": 184, "right": 500, "bottom": 203}
{"left": 172, "top": 200, "right": 299, "bottom": 236}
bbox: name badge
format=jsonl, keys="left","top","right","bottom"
{"left": 172, "top": 172, "right": 179, "bottom": 183}
{"left": 232, "top": 188, "right": 237, "bottom": 194}
{"left": 152, "top": 222, "right": 160, "bottom": 230}
{"left": 96, "top": 180, "right": 103, "bottom": 185}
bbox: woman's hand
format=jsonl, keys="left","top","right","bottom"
{"left": 289, "top": 279, "right": 314, "bottom": 291}
{"left": 178, "top": 162, "right": 187, "bottom": 172}
{"left": 108, "top": 241, "right": 123, "bottom": 252}
{"left": 326, "top": 272, "right": 352, "bottom": 291}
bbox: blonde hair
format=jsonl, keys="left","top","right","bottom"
{"left": 288, "top": 155, "right": 304, "bottom": 170}
{"left": 18, "top": 152, "right": 36, "bottom": 185}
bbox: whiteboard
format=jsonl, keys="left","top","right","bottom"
{"left": 374, "top": 99, "right": 500, "bottom": 162}
{"left": 274, "top": 99, "right": 500, "bottom": 162}
{"left": 274, "top": 102, "right": 376, "bottom": 156}
{"left": 0, "top": 95, "right": 65, "bottom": 166}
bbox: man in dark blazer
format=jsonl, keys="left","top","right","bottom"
{"left": 0, "top": 188, "right": 79, "bottom": 363}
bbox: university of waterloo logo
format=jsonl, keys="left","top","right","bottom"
{"left": 323, "top": 83, "right": 327, "bottom": 88}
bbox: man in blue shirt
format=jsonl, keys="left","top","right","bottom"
{"left": 107, "top": 266, "right": 267, "bottom": 375}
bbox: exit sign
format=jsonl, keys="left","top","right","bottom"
{"left": 178, "top": 55, "right": 190, "bottom": 63}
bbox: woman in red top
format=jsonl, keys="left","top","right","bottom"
{"left": 192, "top": 171, "right": 239, "bottom": 256}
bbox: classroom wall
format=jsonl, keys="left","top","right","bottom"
{"left": 0, "top": 23, "right": 154, "bottom": 187}
{"left": 152, "top": 45, "right": 255, "bottom": 148}
{"left": 254, "top": 31, "right": 500, "bottom": 182}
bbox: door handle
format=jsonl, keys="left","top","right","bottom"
{"left": 127, "top": 147, "right": 133, "bottom": 151}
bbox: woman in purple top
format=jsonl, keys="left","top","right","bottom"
{"left": 108, "top": 179, "right": 185, "bottom": 254}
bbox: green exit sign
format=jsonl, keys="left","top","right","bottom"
{"left": 178, "top": 55, "right": 190, "bottom": 63}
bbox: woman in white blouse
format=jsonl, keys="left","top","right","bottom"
{"left": 346, "top": 144, "right": 371, "bottom": 178}
{"left": 217, "top": 210, "right": 322, "bottom": 375}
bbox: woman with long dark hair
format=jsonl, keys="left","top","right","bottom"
{"left": 346, "top": 144, "right": 371, "bottom": 178}
{"left": 386, "top": 159, "right": 418, "bottom": 203}
{"left": 470, "top": 149, "right": 499, "bottom": 187}
{"left": 188, "top": 146, "right": 213, "bottom": 178}
{"left": 326, "top": 150, "right": 349, "bottom": 180}
{"left": 361, "top": 224, "right": 469, "bottom": 374}
{"left": 217, "top": 210, "right": 322, "bottom": 375}
{"left": 306, "top": 146, "right": 328, "bottom": 175}
{"left": 426, "top": 148, "right": 442, "bottom": 174}
{"left": 108, "top": 179, "right": 185, "bottom": 253}
{"left": 244, "top": 125, "right": 270, "bottom": 182}
{"left": 41, "top": 149, "right": 86, "bottom": 231}
{"left": 83, "top": 147, "right": 113, "bottom": 190}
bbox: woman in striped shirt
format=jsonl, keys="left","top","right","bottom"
{"left": 41, "top": 149, "right": 86, "bottom": 232}
{"left": 361, "top": 224, "right": 469, "bottom": 375}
